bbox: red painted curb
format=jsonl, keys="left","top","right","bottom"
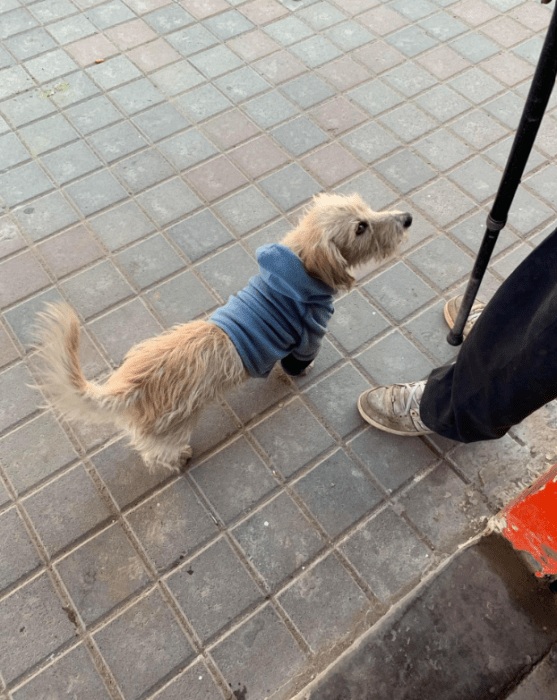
{"left": 499, "top": 464, "right": 557, "bottom": 577}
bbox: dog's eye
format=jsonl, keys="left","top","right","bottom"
{"left": 356, "top": 221, "right": 368, "bottom": 235}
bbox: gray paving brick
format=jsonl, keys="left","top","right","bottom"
{"left": 328, "top": 290, "right": 390, "bottom": 352}
{"left": 85, "top": 0, "right": 135, "bottom": 29}
{"left": 420, "top": 11, "right": 467, "bottom": 41}
{"left": 127, "top": 478, "right": 218, "bottom": 571}
{"left": 403, "top": 299, "right": 459, "bottom": 364}
{"left": 189, "top": 44, "right": 243, "bottom": 78}
{"left": 29, "top": 0, "right": 77, "bottom": 23}
{"left": 450, "top": 210, "right": 518, "bottom": 257}
{"left": 24, "top": 49, "right": 78, "bottom": 84}
{"left": 4, "top": 27, "right": 56, "bottom": 59}
{"left": 175, "top": 83, "right": 232, "bottom": 122}
{"left": 255, "top": 49, "right": 307, "bottom": 85}
{"left": 146, "top": 270, "right": 216, "bottom": 325}
{"left": 291, "top": 35, "right": 341, "bottom": 69}
{"left": 225, "top": 366, "right": 292, "bottom": 423}
{"left": 0, "top": 215, "right": 25, "bottom": 260}
{"left": 89, "top": 200, "right": 155, "bottom": 250}
{"left": 65, "top": 95, "right": 123, "bottom": 136}
{"left": 297, "top": 1, "right": 345, "bottom": 29}
{"left": 295, "top": 449, "right": 382, "bottom": 537}
{"left": 305, "top": 363, "right": 370, "bottom": 437}
{"left": 89, "top": 298, "right": 163, "bottom": 363}
{"left": 151, "top": 61, "right": 205, "bottom": 97}
{"left": 233, "top": 491, "right": 324, "bottom": 588}
{"left": 251, "top": 397, "right": 334, "bottom": 478}
{"left": 386, "top": 25, "right": 439, "bottom": 57}
{"left": 349, "top": 427, "right": 436, "bottom": 493}
{"left": 215, "top": 66, "right": 270, "bottom": 103}
{"left": 407, "top": 236, "right": 473, "bottom": 290}
{"left": 0, "top": 250, "right": 50, "bottom": 308}
{"left": 203, "top": 8, "right": 254, "bottom": 39}
{"left": 335, "top": 171, "right": 398, "bottom": 210}
{"left": 341, "top": 122, "right": 400, "bottom": 164}
{"left": 244, "top": 90, "right": 299, "bottom": 128}
{"left": 0, "top": 574, "right": 75, "bottom": 685}
{"left": 19, "top": 112, "right": 80, "bottom": 156}
{"left": 91, "top": 439, "right": 168, "bottom": 507}
{"left": 280, "top": 73, "right": 335, "bottom": 108}
{"left": 0, "top": 132, "right": 31, "bottom": 171}
{"left": 109, "top": 77, "right": 165, "bottom": 115}
{"left": 264, "top": 15, "right": 313, "bottom": 45}
{"left": 116, "top": 234, "right": 184, "bottom": 288}
{"left": 168, "top": 209, "right": 233, "bottom": 262}
{"left": 325, "top": 21, "right": 373, "bottom": 50}
{"left": 449, "top": 156, "right": 501, "bottom": 202}
{"left": 0, "top": 507, "right": 41, "bottom": 592}
{"left": 449, "top": 67, "right": 504, "bottom": 104}
{"left": 57, "top": 523, "right": 150, "bottom": 623}
{"left": 87, "top": 121, "right": 148, "bottom": 162}
{"left": 111, "top": 148, "right": 174, "bottom": 194}
{"left": 347, "top": 80, "right": 403, "bottom": 117}
{"left": 278, "top": 553, "right": 368, "bottom": 652}
{"left": 4, "top": 288, "right": 64, "bottom": 349}
{"left": 148, "top": 660, "right": 224, "bottom": 700}
{"left": 414, "top": 128, "right": 472, "bottom": 171}
{"left": 65, "top": 169, "right": 127, "bottom": 216}
{"left": 211, "top": 605, "right": 306, "bottom": 700}
{"left": 450, "top": 32, "right": 499, "bottom": 63}
{"left": 401, "top": 462, "right": 489, "bottom": 551}
{"left": 11, "top": 645, "right": 111, "bottom": 700}
{"left": 391, "top": 0, "right": 437, "bottom": 20}
{"left": 415, "top": 84, "right": 471, "bottom": 122}
{"left": 0, "top": 7, "right": 38, "bottom": 39}
{"left": 190, "top": 437, "right": 277, "bottom": 525}
{"left": 484, "top": 91, "right": 524, "bottom": 130}
{"left": 341, "top": 506, "right": 430, "bottom": 601}
{"left": 138, "top": 177, "right": 201, "bottom": 226}
{"left": 356, "top": 330, "right": 435, "bottom": 385}
{"left": 375, "top": 150, "right": 436, "bottom": 195}
{"left": 47, "top": 14, "right": 96, "bottom": 43}
{"left": 379, "top": 104, "right": 436, "bottom": 144}
{"left": 512, "top": 35, "right": 543, "bottom": 65}
{"left": 0, "top": 65, "right": 35, "bottom": 101}
{"left": 24, "top": 463, "right": 111, "bottom": 555}
{"left": 0, "top": 91, "right": 57, "bottom": 128}
{"left": 525, "top": 164, "right": 557, "bottom": 209}
{"left": 167, "top": 23, "right": 218, "bottom": 56}
{"left": 94, "top": 590, "right": 194, "bottom": 700}
{"left": 86, "top": 54, "right": 142, "bottom": 90}
{"left": 0, "top": 161, "right": 54, "bottom": 206}
{"left": 132, "top": 102, "right": 190, "bottom": 140}
{"left": 158, "top": 129, "right": 218, "bottom": 170}
{"left": 61, "top": 259, "right": 133, "bottom": 318}
{"left": 46, "top": 71, "right": 100, "bottom": 108}
{"left": 271, "top": 115, "right": 328, "bottom": 157}
{"left": 363, "top": 261, "right": 436, "bottom": 322}
{"left": 245, "top": 218, "right": 291, "bottom": 252}
{"left": 169, "top": 537, "right": 263, "bottom": 642}
{"left": 259, "top": 163, "right": 321, "bottom": 211}
{"left": 13, "top": 190, "right": 78, "bottom": 241}
{"left": 507, "top": 187, "right": 554, "bottom": 235}
{"left": 144, "top": 4, "right": 194, "bottom": 33}
{"left": 383, "top": 62, "right": 437, "bottom": 98}
{"left": 410, "top": 178, "right": 475, "bottom": 226}
{"left": 41, "top": 140, "right": 103, "bottom": 185}
{"left": 189, "top": 402, "right": 239, "bottom": 457}
{"left": 491, "top": 242, "right": 533, "bottom": 279}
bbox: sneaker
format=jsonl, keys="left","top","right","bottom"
{"left": 357, "top": 380, "right": 432, "bottom": 436}
{"left": 444, "top": 294, "right": 485, "bottom": 340}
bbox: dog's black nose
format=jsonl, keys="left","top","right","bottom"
{"left": 402, "top": 213, "right": 412, "bottom": 228}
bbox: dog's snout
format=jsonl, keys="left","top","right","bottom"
{"left": 402, "top": 213, "right": 412, "bottom": 228}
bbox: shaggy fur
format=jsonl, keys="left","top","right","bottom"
{"left": 33, "top": 193, "right": 411, "bottom": 470}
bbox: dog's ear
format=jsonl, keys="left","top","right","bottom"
{"left": 303, "top": 242, "right": 355, "bottom": 291}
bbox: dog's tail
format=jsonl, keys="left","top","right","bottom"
{"left": 33, "top": 303, "right": 113, "bottom": 425}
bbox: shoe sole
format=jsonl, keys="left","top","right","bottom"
{"left": 357, "top": 394, "right": 431, "bottom": 437}
{"left": 443, "top": 300, "right": 456, "bottom": 331}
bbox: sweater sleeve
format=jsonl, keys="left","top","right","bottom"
{"left": 288, "top": 302, "right": 333, "bottom": 362}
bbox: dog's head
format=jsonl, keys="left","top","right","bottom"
{"left": 282, "top": 193, "right": 412, "bottom": 291}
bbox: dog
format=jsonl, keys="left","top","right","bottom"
{"left": 33, "top": 193, "right": 411, "bottom": 471}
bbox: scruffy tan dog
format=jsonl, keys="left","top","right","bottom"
{"left": 34, "top": 193, "right": 411, "bottom": 470}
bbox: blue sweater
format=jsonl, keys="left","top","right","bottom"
{"left": 210, "top": 244, "right": 335, "bottom": 378}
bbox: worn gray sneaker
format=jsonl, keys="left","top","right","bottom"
{"left": 444, "top": 295, "right": 485, "bottom": 340}
{"left": 357, "top": 380, "right": 432, "bottom": 436}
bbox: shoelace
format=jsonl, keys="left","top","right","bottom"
{"left": 403, "top": 382, "right": 424, "bottom": 416}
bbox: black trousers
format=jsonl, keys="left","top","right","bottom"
{"left": 420, "top": 226, "right": 557, "bottom": 443}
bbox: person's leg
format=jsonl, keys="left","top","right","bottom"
{"left": 360, "top": 226, "right": 557, "bottom": 443}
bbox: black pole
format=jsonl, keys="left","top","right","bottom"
{"left": 447, "top": 1, "right": 557, "bottom": 345}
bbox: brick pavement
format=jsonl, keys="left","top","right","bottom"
{"left": 0, "top": 0, "right": 556, "bottom": 698}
